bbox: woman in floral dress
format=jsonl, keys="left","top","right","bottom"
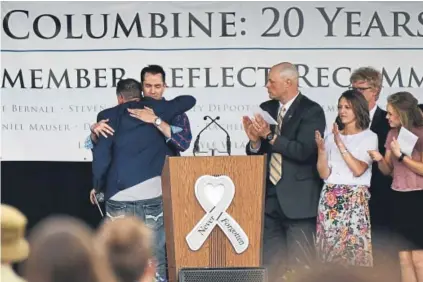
{"left": 315, "top": 90, "right": 378, "bottom": 267}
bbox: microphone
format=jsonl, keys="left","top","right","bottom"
{"left": 193, "top": 116, "right": 220, "bottom": 155}
{"left": 204, "top": 116, "right": 232, "bottom": 156}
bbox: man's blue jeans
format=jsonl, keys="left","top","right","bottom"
{"left": 105, "top": 196, "right": 167, "bottom": 281}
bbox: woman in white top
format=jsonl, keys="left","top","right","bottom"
{"left": 315, "top": 89, "right": 378, "bottom": 267}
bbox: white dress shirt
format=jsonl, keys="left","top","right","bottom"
{"left": 277, "top": 92, "right": 299, "bottom": 117}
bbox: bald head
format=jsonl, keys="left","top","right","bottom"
{"left": 266, "top": 62, "right": 299, "bottom": 103}
{"left": 273, "top": 62, "right": 299, "bottom": 81}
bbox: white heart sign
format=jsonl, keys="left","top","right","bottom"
{"left": 185, "top": 175, "right": 249, "bottom": 254}
{"left": 204, "top": 183, "right": 224, "bottom": 206}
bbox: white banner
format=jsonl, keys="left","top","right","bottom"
{"left": 1, "top": 1, "right": 422, "bottom": 161}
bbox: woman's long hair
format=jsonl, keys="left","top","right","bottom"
{"left": 335, "top": 89, "right": 370, "bottom": 131}
{"left": 387, "top": 91, "right": 423, "bottom": 130}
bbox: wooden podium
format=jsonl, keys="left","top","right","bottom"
{"left": 162, "top": 155, "right": 267, "bottom": 282}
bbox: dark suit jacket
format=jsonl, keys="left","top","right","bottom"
{"left": 246, "top": 94, "right": 326, "bottom": 219}
{"left": 92, "top": 95, "right": 196, "bottom": 200}
{"left": 368, "top": 106, "right": 393, "bottom": 226}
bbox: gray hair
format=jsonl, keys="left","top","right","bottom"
{"left": 276, "top": 62, "right": 299, "bottom": 80}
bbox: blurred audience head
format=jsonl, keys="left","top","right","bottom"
{"left": 96, "top": 216, "right": 155, "bottom": 282}
{"left": 1, "top": 204, "right": 29, "bottom": 264}
{"left": 23, "top": 215, "right": 116, "bottom": 282}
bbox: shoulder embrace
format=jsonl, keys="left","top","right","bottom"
{"left": 97, "top": 104, "right": 122, "bottom": 120}
{"left": 176, "top": 94, "right": 197, "bottom": 104}
{"left": 175, "top": 112, "right": 190, "bottom": 122}
{"left": 98, "top": 107, "right": 112, "bottom": 119}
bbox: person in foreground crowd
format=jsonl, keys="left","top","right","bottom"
{"left": 91, "top": 78, "right": 195, "bottom": 281}
{"left": 96, "top": 216, "right": 156, "bottom": 282}
{"left": 86, "top": 65, "right": 192, "bottom": 156}
{"left": 24, "top": 215, "right": 116, "bottom": 282}
{"left": 349, "top": 67, "right": 394, "bottom": 268}
{"left": 315, "top": 90, "right": 378, "bottom": 267}
{"left": 243, "top": 62, "right": 326, "bottom": 280}
{"left": 1, "top": 204, "right": 29, "bottom": 282}
{"left": 368, "top": 91, "right": 423, "bottom": 282}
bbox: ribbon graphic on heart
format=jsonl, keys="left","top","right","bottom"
{"left": 185, "top": 175, "right": 249, "bottom": 254}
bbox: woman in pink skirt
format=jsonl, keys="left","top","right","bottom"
{"left": 315, "top": 89, "right": 378, "bottom": 267}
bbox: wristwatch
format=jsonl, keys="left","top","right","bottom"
{"left": 398, "top": 152, "right": 405, "bottom": 162}
{"left": 154, "top": 117, "right": 162, "bottom": 126}
{"left": 340, "top": 148, "right": 348, "bottom": 155}
{"left": 266, "top": 132, "right": 274, "bottom": 141}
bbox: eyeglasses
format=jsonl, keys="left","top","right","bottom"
{"left": 349, "top": 86, "right": 372, "bottom": 92}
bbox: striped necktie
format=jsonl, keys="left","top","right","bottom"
{"left": 269, "top": 107, "right": 286, "bottom": 185}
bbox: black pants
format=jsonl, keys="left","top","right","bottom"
{"left": 263, "top": 188, "right": 316, "bottom": 279}
{"left": 391, "top": 189, "right": 423, "bottom": 251}
{"left": 369, "top": 187, "right": 399, "bottom": 271}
